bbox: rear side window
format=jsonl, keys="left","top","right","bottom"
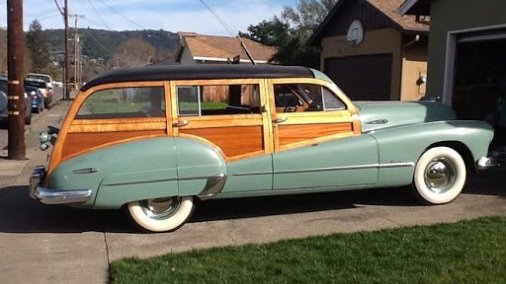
{"left": 76, "top": 86, "right": 165, "bottom": 119}
{"left": 176, "top": 84, "right": 260, "bottom": 116}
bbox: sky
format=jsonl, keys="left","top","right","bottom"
{"left": 0, "top": 0, "right": 297, "bottom": 35}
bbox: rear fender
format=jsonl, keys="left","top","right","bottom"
{"left": 174, "top": 137, "right": 227, "bottom": 199}
{"left": 48, "top": 137, "right": 178, "bottom": 209}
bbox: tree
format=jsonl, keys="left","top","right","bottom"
{"left": 108, "top": 37, "right": 155, "bottom": 67}
{"left": 26, "top": 20, "right": 51, "bottom": 72}
{"left": 241, "top": 0, "right": 337, "bottom": 68}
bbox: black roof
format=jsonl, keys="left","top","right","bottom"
{"left": 82, "top": 65, "right": 315, "bottom": 92}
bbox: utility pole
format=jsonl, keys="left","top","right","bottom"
{"left": 64, "top": 0, "right": 70, "bottom": 99}
{"left": 7, "top": 0, "right": 26, "bottom": 160}
{"left": 71, "top": 14, "right": 84, "bottom": 90}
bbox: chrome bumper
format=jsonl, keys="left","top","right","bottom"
{"left": 29, "top": 166, "right": 92, "bottom": 205}
{"left": 477, "top": 156, "right": 497, "bottom": 171}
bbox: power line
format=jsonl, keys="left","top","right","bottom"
{"left": 197, "top": 0, "right": 236, "bottom": 37}
{"left": 87, "top": 0, "right": 110, "bottom": 30}
{"left": 197, "top": 0, "right": 256, "bottom": 64}
{"left": 53, "top": 0, "right": 64, "bottom": 15}
{"left": 81, "top": 29, "right": 112, "bottom": 54}
{"left": 96, "top": 0, "right": 144, "bottom": 30}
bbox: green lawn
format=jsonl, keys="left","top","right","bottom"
{"left": 110, "top": 216, "right": 506, "bottom": 283}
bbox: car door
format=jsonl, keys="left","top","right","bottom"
{"left": 171, "top": 79, "right": 273, "bottom": 193}
{"left": 269, "top": 78, "right": 378, "bottom": 191}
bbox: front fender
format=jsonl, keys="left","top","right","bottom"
{"left": 370, "top": 120, "right": 493, "bottom": 187}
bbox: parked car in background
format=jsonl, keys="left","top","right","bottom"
{"left": 0, "top": 75, "right": 32, "bottom": 125}
{"left": 29, "top": 65, "right": 495, "bottom": 232}
{"left": 25, "top": 85, "right": 44, "bottom": 113}
{"left": 26, "top": 73, "right": 54, "bottom": 89}
{"left": 25, "top": 78, "right": 52, "bottom": 109}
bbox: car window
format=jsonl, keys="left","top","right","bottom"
{"left": 274, "top": 83, "right": 345, "bottom": 113}
{"left": 75, "top": 86, "right": 165, "bottom": 119}
{"left": 25, "top": 80, "right": 47, "bottom": 89}
{"left": 176, "top": 84, "right": 261, "bottom": 116}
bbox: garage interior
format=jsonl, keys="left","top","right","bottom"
{"left": 452, "top": 35, "right": 506, "bottom": 150}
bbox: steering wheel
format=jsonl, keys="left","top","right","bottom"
{"left": 283, "top": 97, "right": 300, "bottom": 113}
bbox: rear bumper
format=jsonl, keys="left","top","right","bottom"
{"left": 29, "top": 166, "right": 92, "bottom": 205}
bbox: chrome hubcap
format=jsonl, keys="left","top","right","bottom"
{"left": 140, "top": 197, "right": 181, "bottom": 220}
{"left": 424, "top": 158, "right": 457, "bottom": 194}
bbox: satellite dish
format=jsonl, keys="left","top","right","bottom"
{"left": 346, "top": 20, "right": 364, "bottom": 46}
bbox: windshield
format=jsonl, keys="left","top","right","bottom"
{"left": 26, "top": 74, "right": 51, "bottom": 83}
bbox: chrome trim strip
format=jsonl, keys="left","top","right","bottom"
{"left": 232, "top": 171, "right": 272, "bottom": 177}
{"left": 232, "top": 162, "right": 415, "bottom": 177}
{"left": 35, "top": 187, "right": 92, "bottom": 205}
{"left": 198, "top": 173, "right": 227, "bottom": 200}
{"left": 274, "top": 162, "right": 415, "bottom": 175}
{"left": 72, "top": 168, "right": 99, "bottom": 174}
{"left": 102, "top": 178, "right": 177, "bottom": 187}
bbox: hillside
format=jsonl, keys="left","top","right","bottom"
{"left": 44, "top": 28, "right": 180, "bottom": 60}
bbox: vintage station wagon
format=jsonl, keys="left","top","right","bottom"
{"left": 29, "top": 65, "right": 494, "bottom": 232}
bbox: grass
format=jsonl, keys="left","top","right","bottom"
{"left": 110, "top": 216, "right": 506, "bottom": 284}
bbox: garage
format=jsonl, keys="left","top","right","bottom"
{"left": 400, "top": 0, "right": 506, "bottom": 154}
{"left": 324, "top": 54, "right": 393, "bottom": 101}
{"left": 452, "top": 34, "right": 506, "bottom": 146}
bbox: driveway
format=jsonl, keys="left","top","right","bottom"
{"left": 0, "top": 100, "right": 504, "bottom": 284}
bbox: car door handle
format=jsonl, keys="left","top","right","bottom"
{"left": 172, "top": 120, "right": 189, "bottom": 127}
{"left": 273, "top": 117, "right": 287, "bottom": 123}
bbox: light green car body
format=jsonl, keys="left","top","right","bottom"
{"left": 45, "top": 100, "right": 494, "bottom": 209}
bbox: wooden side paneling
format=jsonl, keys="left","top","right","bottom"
{"left": 278, "top": 123, "right": 353, "bottom": 147}
{"left": 180, "top": 126, "right": 263, "bottom": 158}
{"left": 61, "top": 130, "right": 166, "bottom": 161}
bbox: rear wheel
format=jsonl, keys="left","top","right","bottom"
{"left": 127, "top": 196, "right": 194, "bottom": 232}
{"left": 412, "top": 146, "right": 466, "bottom": 204}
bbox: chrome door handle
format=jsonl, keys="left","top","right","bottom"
{"left": 173, "top": 120, "right": 189, "bottom": 127}
{"left": 273, "top": 117, "right": 287, "bottom": 123}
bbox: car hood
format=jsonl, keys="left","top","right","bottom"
{"left": 354, "top": 101, "right": 457, "bottom": 132}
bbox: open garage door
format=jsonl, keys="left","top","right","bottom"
{"left": 324, "top": 54, "right": 392, "bottom": 101}
{"left": 453, "top": 36, "right": 506, "bottom": 146}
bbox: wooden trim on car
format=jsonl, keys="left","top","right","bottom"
{"left": 260, "top": 79, "right": 274, "bottom": 154}
{"left": 47, "top": 81, "right": 167, "bottom": 176}
{"left": 267, "top": 78, "right": 358, "bottom": 152}
{"left": 171, "top": 78, "right": 270, "bottom": 161}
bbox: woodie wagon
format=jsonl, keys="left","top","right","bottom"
{"left": 29, "top": 65, "right": 494, "bottom": 232}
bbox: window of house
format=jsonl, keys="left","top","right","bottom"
{"left": 176, "top": 84, "right": 261, "bottom": 116}
{"left": 274, "top": 84, "right": 345, "bottom": 113}
{"left": 75, "top": 86, "right": 165, "bottom": 119}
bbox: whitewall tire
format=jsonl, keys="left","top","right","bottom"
{"left": 413, "top": 146, "right": 466, "bottom": 205}
{"left": 127, "top": 196, "right": 194, "bottom": 232}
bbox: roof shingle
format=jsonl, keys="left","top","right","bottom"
{"left": 179, "top": 33, "right": 277, "bottom": 63}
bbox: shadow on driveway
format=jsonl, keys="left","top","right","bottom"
{"left": 0, "top": 170, "right": 503, "bottom": 234}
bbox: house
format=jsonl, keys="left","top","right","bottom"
{"left": 400, "top": 0, "right": 506, "bottom": 147}
{"left": 176, "top": 32, "right": 276, "bottom": 65}
{"left": 309, "top": 0, "right": 429, "bottom": 101}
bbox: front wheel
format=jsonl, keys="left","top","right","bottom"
{"left": 127, "top": 196, "right": 194, "bottom": 232}
{"left": 413, "top": 147, "right": 467, "bottom": 205}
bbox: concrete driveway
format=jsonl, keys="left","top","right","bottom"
{"left": 0, "top": 100, "right": 505, "bottom": 284}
